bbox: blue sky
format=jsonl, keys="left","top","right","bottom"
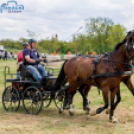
{"left": 0, "top": 0, "right": 134, "bottom": 41}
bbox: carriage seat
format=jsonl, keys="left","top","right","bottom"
{"left": 19, "top": 63, "right": 54, "bottom": 83}
{"left": 19, "top": 64, "right": 37, "bottom": 82}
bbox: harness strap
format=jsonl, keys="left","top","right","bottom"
{"left": 108, "top": 54, "right": 121, "bottom": 73}
{"left": 55, "top": 71, "right": 123, "bottom": 94}
{"left": 93, "top": 58, "right": 101, "bottom": 94}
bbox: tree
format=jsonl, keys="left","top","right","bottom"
{"left": 106, "top": 24, "right": 126, "bottom": 51}
{"left": 85, "top": 17, "right": 114, "bottom": 52}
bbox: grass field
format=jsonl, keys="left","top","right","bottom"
{"left": 1, "top": 60, "right": 134, "bottom": 134}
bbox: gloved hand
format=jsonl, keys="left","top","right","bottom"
{"left": 44, "top": 58, "right": 47, "bottom": 63}
{"left": 35, "top": 59, "right": 41, "bottom": 64}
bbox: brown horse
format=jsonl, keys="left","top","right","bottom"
{"left": 53, "top": 31, "right": 134, "bottom": 123}
{"left": 105, "top": 73, "right": 134, "bottom": 114}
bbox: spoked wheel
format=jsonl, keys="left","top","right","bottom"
{"left": 43, "top": 91, "right": 51, "bottom": 108}
{"left": 54, "top": 91, "right": 69, "bottom": 110}
{"left": 22, "top": 86, "right": 43, "bottom": 115}
{"left": 2, "top": 86, "right": 20, "bottom": 112}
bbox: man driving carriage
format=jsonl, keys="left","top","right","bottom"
{"left": 23, "top": 39, "right": 47, "bottom": 82}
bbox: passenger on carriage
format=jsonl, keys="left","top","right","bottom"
{"left": 17, "top": 42, "right": 29, "bottom": 79}
{"left": 23, "top": 39, "right": 47, "bottom": 82}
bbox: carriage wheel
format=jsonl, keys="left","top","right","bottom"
{"left": 22, "top": 86, "right": 43, "bottom": 115}
{"left": 54, "top": 91, "right": 68, "bottom": 109}
{"left": 2, "top": 86, "right": 20, "bottom": 112}
{"left": 43, "top": 91, "right": 51, "bottom": 108}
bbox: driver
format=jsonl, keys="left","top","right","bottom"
{"left": 23, "top": 39, "right": 47, "bottom": 82}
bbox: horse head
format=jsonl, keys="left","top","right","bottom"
{"left": 125, "top": 30, "right": 134, "bottom": 65}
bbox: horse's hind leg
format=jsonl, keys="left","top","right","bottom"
{"left": 67, "top": 78, "right": 80, "bottom": 116}
{"left": 68, "top": 91, "right": 76, "bottom": 116}
{"left": 78, "top": 84, "right": 91, "bottom": 114}
{"left": 90, "top": 87, "right": 109, "bottom": 116}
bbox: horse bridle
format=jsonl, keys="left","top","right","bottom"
{"left": 125, "top": 31, "right": 134, "bottom": 61}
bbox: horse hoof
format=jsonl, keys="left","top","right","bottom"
{"left": 113, "top": 120, "right": 120, "bottom": 124}
{"left": 59, "top": 108, "right": 63, "bottom": 114}
{"left": 110, "top": 117, "right": 119, "bottom": 123}
{"left": 69, "top": 110, "right": 74, "bottom": 116}
{"left": 106, "top": 108, "right": 110, "bottom": 114}
{"left": 84, "top": 108, "right": 90, "bottom": 114}
{"left": 85, "top": 110, "right": 90, "bottom": 114}
{"left": 90, "top": 110, "right": 96, "bottom": 116}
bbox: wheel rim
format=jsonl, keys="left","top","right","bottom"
{"left": 23, "top": 87, "right": 43, "bottom": 115}
{"left": 43, "top": 91, "right": 51, "bottom": 108}
{"left": 54, "top": 91, "right": 66, "bottom": 109}
{"left": 2, "top": 86, "right": 20, "bottom": 112}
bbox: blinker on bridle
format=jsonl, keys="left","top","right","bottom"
{"left": 126, "top": 31, "right": 134, "bottom": 61}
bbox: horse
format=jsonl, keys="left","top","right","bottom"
{"left": 105, "top": 72, "right": 134, "bottom": 114}
{"left": 52, "top": 30, "right": 134, "bottom": 123}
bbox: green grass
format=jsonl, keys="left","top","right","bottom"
{"left": 1, "top": 59, "right": 134, "bottom": 134}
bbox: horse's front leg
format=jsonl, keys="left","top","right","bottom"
{"left": 123, "top": 76, "right": 134, "bottom": 95}
{"left": 106, "top": 89, "right": 121, "bottom": 114}
{"left": 106, "top": 77, "right": 133, "bottom": 114}
{"left": 109, "top": 88, "right": 119, "bottom": 123}
{"left": 90, "top": 87, "right": 108, "bottom": 116}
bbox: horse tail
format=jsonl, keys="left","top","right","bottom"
{"left": 52, "top": 60, "right": 68, "bottom": 95}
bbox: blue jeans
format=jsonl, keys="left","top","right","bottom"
{"left": 26, "top": 64, "right": 47, "bottom": 82}
{"left": 17, "top": 71, "right": 20, "bottom": 79}
{"left": 16, "top": 71, "right": 24, "bottom": 80}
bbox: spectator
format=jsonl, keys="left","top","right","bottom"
{"left": 0, "top": 51, "right": 1, "bottom": 60}
{"left": 14, "top": 52, "right": 17, "bottom": 60}
{"left": 7, "top": 52, "right": 11, "bottom": 60}
{"left": 41, "top": 53, "right": 45, "bottom": 58}
{"left": 45, "top": 53, "right": 48, "bottom": 57}
{"left": 10, "top": 52, "right": 13, "bottom": 59}
{"left": 4, "top": 51, "right": 7, "bottom": 60}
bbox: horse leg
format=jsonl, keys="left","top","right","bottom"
{"left": 78, "top": 84, "right": 91, "bottom": 114}
{"left": 106, "top": 89, "right": 121, "bottom": 114}
{"left": 90, "top": 88, "right": 108, "bottom": 116}
{"left": 82, "top": 85, "right": 91, "bottom": 114}
{"left": 109, "top": 88, "right": 119, "bottom": 123}
{"left": 107, "top": 77, "right": 134, "bottom": 114}
{"left": 67, "top": 77, "right": 80, "bottom": 116}
{"left": 123, "top": 77, "right": 134, "bottom": 96}
{"left": 68, "top": 91, "right": 77, "bottom": 116}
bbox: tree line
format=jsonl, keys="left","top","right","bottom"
{"left": 0, "top": 17, "right": 127, "bottom": 55}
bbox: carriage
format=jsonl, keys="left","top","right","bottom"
{"left": 2, "top": 65, "right": 68, "bottom": 115}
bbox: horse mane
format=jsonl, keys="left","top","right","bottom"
{"left": 114, "top": 31, "right": 131, "bottom": 51}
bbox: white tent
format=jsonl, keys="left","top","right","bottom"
{"left": 0, "top": 45, "right": 5, "bottom": 52}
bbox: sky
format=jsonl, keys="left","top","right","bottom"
{"left": 0, "top": 0, "right": 134, "bottom": 41}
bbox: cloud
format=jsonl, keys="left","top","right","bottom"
{"left": 0, "top": 0, "right": 134, "bottom": 41}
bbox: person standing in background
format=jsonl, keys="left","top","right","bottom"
{"left": 10, "top": 52, "right": 13, "bottom": 60}
{"left": 41, "top": 52, "right": 44, "bottom": 58}
{"left": 0, "top": 51, "right": 2, "bottom": 60}
{"left": 14, "top": 52, "right": 17, "bottom": 60}
{"left": 4, "top": 51, "right": 7, "bottom": 60}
